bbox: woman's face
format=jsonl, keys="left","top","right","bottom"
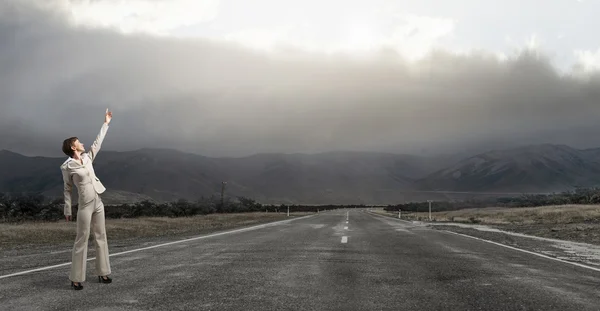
{"left": 72, "top": 139, "right": 85, "bottom": 153}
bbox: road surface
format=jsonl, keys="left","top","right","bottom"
{"left": 1, "top": 210, "right": 599, "bottom": 310}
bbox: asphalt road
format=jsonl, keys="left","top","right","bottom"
{"left": 1, "top": 209, "right": 599, "bottom": 310}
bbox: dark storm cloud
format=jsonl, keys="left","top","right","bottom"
{"left": 1, "top": 0, "right": 600, "bottom": 157}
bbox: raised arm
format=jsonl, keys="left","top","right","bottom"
{"left": 61, "top": 167, "right": 73, "bottom": 218}
{"left": 88, "top": 109, "right": 112, "bottom": 162}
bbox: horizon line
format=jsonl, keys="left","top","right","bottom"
{"left": 1, "top": 142, "right": 597, "bottom": 159}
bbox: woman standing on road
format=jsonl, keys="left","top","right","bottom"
{"left": 60, "top": 109, "right": 113, "bottom": 290}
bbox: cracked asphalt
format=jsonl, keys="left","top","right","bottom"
{"left": 1, "top": 209, "right": 599, "bottom": 310}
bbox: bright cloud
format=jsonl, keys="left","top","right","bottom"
{"left": 19, "top": 0, "right": 600, "bottom": 70}
{"left": 387, "top": 14, "right": 455, "bottom": 61}
{"left": 574, "top": 49, "right": 600, "bottom": 72}
{"left": 222, "top": 12, "right": 455, "bottom": 61}
{"left": 51, "top": 0, "right": 220, "bottom": 35}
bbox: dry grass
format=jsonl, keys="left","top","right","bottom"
{"left": 370, "top": 205, "right": 600, "bottom": 244}
{"left": 428, "top": 205, "right": 600, "bottom": 225}
{"left": 371, "top": 205, "right": 600, "bottom": 225}
{"left": 0, "top": 212, "right": 313, "bottom": 250}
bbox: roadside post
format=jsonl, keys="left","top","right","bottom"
{"left": 427, "top": 200, "right": 432, "bottom": 221}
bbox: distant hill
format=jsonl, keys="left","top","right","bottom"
{"left": 0, "top": 149, "right": 453, "bottom": 204}
{"left": 2, "top": 144, "right": 599, "bottom": 204}
{"left": 415, "top": 144, "right": 600, "bottom": 193}
{"left": 214, "top": 151, "right": 465, "bottom": 204}
{"left": 0, "top": 149, "right": 64, "bottom": 195}
{"left": 0, "top": 149, "right": 156, "bottom": 205}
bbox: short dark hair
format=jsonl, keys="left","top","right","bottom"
{"left": 62, "top": 137, "right": 78, "bottom": 157}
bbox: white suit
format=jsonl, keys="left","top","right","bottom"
{"left": 61, "top": 122, "right": 111, "bottom": 282}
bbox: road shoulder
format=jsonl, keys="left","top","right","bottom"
{"left": 366, "top": 210, "right": 600, "bottom": 269}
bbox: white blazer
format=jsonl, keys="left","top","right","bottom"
{"left": 60, "top": 123, "right": 109, "bottom": 216}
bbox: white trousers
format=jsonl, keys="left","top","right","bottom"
{"left": 69, "top": 193, "right": 111, "bottom": 282}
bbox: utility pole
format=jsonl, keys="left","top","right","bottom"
{"left": 427, "top": 200, "right": 432, "bottom": 221}
{"left": 221, "top": 181, "right": 227, "bottom": 211}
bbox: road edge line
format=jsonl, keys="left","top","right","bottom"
{"left": 442, "top": 229, "right": 600, "bottom": 273}
{"left": 364, "top": 210, "right": 414, "bottom": 224}
{"left": 0, "top": 213, "right": 317, "bottom": 280}
{"left": 364, "top": 210, "right": 600, "bottom": 273}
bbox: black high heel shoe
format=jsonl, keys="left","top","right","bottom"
{"left": 98, "top": 275, "right": 112, "bottom": 284}
{"left": 71, "top": 281, "right": 83, "bottom": 290}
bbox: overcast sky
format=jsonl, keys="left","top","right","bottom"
{"left": 2, "top": 0, "right": 600, "bottom": 158}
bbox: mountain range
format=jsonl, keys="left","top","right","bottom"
{"left": 2, "top": 144, "right": 600, "bottom": 205}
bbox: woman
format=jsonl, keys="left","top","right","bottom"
{"left": 60, "top": 109, "right": 113, "bottom": 290}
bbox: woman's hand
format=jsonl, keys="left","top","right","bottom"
{"left": 65, "top": 215, "right": 72, "bottom": 222}
{"left": 105, "top": 108, "right": 113, "bottom": 124}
